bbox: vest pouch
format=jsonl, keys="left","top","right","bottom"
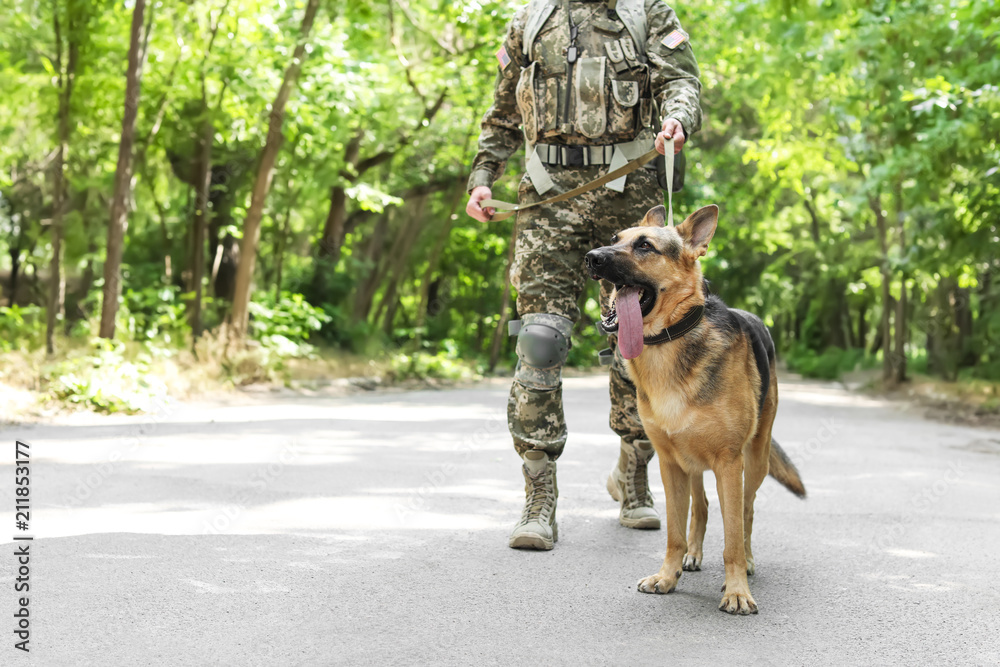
{"left": 639, "top": 97, "right": 653, "bottom": 128}
{"left": 608, "top": 79, "right": 640, "bottom": 138}
{"left": 516, "top": 61, "right": 540, "bottom": 144}
{"left": 604, "top": 40, "right": 629, "bottom": 74}
{"left": 536, "top": 75, "right": 560, "bottom": 135}
{"left": 574, "top": 56, "right": 607, "bottom": 139}
{"left": 620, "top": 37, "right": 639, "bottom": 67}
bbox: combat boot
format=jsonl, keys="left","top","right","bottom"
{"left": 606, "top": 438, "right": 660, "bottom": 529}
{"left": 509, "top": 450, "right": 558, "bottom": 550}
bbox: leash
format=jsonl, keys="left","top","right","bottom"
{"left": 481, "top": 142, "right": 675, "bottom": 223}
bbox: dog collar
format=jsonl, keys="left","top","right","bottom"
{"left": 642, "top": 304, "right": 705, "bottom": 345}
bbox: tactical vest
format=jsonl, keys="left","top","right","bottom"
{"left": 516, "top": 0, "right": 654, "bottom": 147}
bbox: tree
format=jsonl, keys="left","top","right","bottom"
{"left": 188, "top": 0, "right": 231, "bottom": 339}
{"left": 98, "top": 0, "right": 148, "bottom": 338}
{"left": 46, "top": 0, "right": 79, "bottom": 354}
{"left": 228, "top": 0, "right": 321, "bottom": 338}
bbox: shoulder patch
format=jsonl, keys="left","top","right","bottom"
{"left": 662, "top": 29, "right": 688, "bottom": 50}
{"left": 496, "top": 45, "right": 511, "bottom": 70}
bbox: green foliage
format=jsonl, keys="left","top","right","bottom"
{"left": 0, "top": 305, "right": 44, "bottom": 351}
{"left": 567, "top": 296, "right": 606, "bottom": 367}
{"left": 785, "top": 345, "right": 873, "bottom": 381}
{"left": 248, "top": 291, "right": 331, "bottom": 357}
{"left": 0, "top": 0, "right": 998, "bottom": 405}
{"left": 389, "top": 342, "right": 481, "bottom": 382}
{"left": 45, "top": 339, "right": 167, "bottom": 414}
{"left": 121, "top": 284, "right": 189, "bottom": 344}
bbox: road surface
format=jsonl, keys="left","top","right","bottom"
{"left": 2, "top": 376, "right": 999, "bottom": 665}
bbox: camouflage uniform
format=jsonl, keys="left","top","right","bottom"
{"left": 469, "top": 0, "right": 702, "bottom": 461}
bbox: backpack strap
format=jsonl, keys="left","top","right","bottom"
{"left": 522, "top": 0, "right": 559, "bottom": 58}
{"left": 615, "top": 0, "right": 648, "bottom": 60}
{"left": 523, "top": 0, "right": 648, "bottom": 61}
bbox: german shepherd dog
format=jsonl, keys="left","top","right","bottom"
{"left": 585, "top": 204, "right": 805, "bottom": 615}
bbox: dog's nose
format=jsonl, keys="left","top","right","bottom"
{"left": 585, "top": 249, "right": 607, "bottom": 269}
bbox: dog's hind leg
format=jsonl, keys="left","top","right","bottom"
{"left": 637, "top": 456, "right": 690, "bottom": 595}
{"left": 716, "top": 454, "right": 758, "bottom": 615}
{"left": 745, "top": 371, "right": 779, "bottom": 575}
{"left": 683, "top": 473, "right": 708, "bottom": 571}
{"left": 742, "top": 432, "right": 770, "bottom": 576}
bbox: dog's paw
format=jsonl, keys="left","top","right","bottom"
{"left": 637, "top": 570, "right": 681, "bottom": 594}
{"left": 718, "top": 587, "right": 758, "bottom": 615}
{"left": 682, "top": 553, "right": 702, "bottom": 571}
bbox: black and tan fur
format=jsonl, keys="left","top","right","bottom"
{"left": 586, "top": 204, "right": 805, "bottom": 615}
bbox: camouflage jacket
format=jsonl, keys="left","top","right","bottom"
{"left": 468, "top": 0, "right": 703, "bottom": 192}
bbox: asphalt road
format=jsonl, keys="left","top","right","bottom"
{"left": 2, "top": 375, "right": 999, "bottom": 666}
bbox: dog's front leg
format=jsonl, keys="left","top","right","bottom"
{"left": 637, "top": 456, "right": 689, "bottom": 595}
{"left": 683, "top": 472, "right": 708, "bottom": 571}
{"left": 716, "top": 457, "right": 758, "bottom": 614}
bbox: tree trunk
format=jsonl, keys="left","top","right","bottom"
{"left": 373, "top": 197, "right": 425, "bottom": 330}
{"left": 955, "top": 285, "right": 974, "bottom": 367}
{"left": 272, "top": 136, "right": 300, "bottom": 301}
{"left": 870, "top": 194, "right": 893, "bottom": 384}
{"left": 891, "top": 184, "right": 907, "bottom": 383}
{"left": 78, "top": 208, "right": 96, "bottom": 321}
{"left": 186, "top": 4, "right": 231, "bottom": 336}
{"left": 229, "top": 0, "right": 321, "bottom": 338}
{"left": 273, "top": 193, "right": 295, "bottom": 301}
{"left": 803, "top": 196, "right": 821, "bottom": 244}
{"left": 145, "top": 178, "right": 172, "bottom": 283}
{"left": 8, "top": 221, "right": 22, "bottom": 306}
{"left": 856, "top": 300, "right": 867, "bottom": 351}
{"left": 99, "top": 0, "right": 146, "bottom": 339}
{"left": 840, "top": 291, "right": 853, "bottom": 351}
{"left": 413, "top": 180, "right": 464, "bottom": 345}
{"left": 928, "top": 279, "right": 957, "bottom": 380}
{"left": 47, "top": 0, "right": 77, "bottom": 355}
{"left": 352, "top": 214, "right": 390, "bottom": 320}
{"left": 189, "top": 93, "right": 213, "bottom": 339}
{"left": 318, "top": 184, "right": 348, "bottom": 264}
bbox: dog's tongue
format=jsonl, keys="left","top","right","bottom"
{"left": 616, "top": 286, "right": 644, "bottom": 360}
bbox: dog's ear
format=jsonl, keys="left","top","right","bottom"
{"left": 640, "top": 205, "right": 667, "bottom": 227}
{"left": 676, "top": 205, "right": 718, "bottom": 256}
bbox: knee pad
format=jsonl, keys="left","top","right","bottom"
{"left": 513, "top": 313, "right": 573, "bottom": 391}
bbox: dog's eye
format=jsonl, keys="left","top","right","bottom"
{"left": 638, "top": 241, "right": 654, "bottom": 251}
{"left": 610, "top": 234, "right": 618, "bottom": 244}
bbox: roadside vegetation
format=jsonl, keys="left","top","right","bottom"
{"left": 1, "top": 0, "right": 997, "bottom": 414}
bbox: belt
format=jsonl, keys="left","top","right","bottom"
{"left": 535, "top": 143, "right": 615, "bottom": 167}
{"left": 534, "top": 141, "right": 657, "bottom": 170}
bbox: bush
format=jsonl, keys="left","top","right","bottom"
{"left": 248, "top": 291, "right": 331, "bottom": 358}
{"left": 388, "top": 341, "right": 481, "bottom": 381}
{"left": 0, "top": 305, "right": 45, "bottom": 351}
{"left": 45, "top": 339, "right": 168, "bottom": 414}
{"left": 122, "top": 284, "right": 189, "bottom": 345}
{"left": 785, "top": 345, "right": 870, "bottom": 380}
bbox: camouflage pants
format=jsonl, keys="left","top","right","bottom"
{"left": 508, "top": 164, "right": 661, "bottom": 460}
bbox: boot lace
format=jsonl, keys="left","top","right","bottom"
{"left": 519, "top": 468, "right": 555, "bottom": 524}
{"left": 624, "top": 452, "right": 653, "bottom": 510}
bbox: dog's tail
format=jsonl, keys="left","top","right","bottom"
{"left": 768, "top": 438, "right": 806, "bottom": 498}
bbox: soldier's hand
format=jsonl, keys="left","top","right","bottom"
{"left": 655, "top": 118, "right": 686, "bottom": 156}
{"left": 467, "top": 186, "right": 495, "bottom": 222}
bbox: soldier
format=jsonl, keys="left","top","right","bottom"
{"left": 466, "top": 0, "right": 703, "bottom": 550}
